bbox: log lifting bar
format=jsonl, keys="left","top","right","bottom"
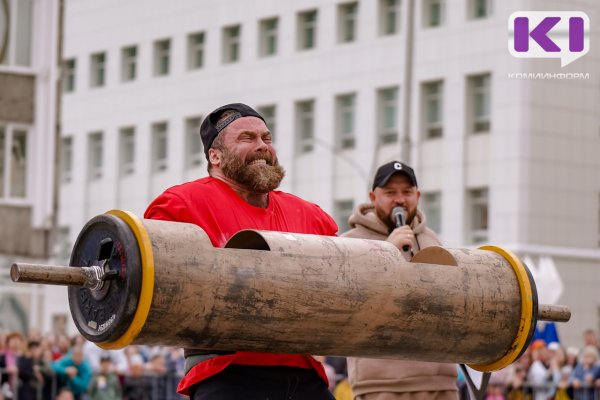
{"left": 11, "top": 210, "right": 570, "bottom": 375}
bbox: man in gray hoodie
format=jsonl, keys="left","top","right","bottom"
{"left": 343, "top": 160, "right": 458, "bottom": 400}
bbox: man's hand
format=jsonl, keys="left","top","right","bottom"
{"left": 65, "top": 366, "right": 78, "bottom": 378}
{"left": 386, "top": 225, "right": 414, "bottom": 251}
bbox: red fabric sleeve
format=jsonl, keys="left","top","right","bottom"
{"left": 144, "top": 191, "right": 187, "bottom": 222}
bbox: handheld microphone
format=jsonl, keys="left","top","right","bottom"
{"left": 392, "top": 207, "right": 410, "bottom": 252}
{"left": 392, "top": 206, "right": 404, "bottom": 227}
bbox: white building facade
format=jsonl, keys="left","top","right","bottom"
{"left": 0, "top": 0, "right": 61, "bottom": 334}
{"left": 56, "top": 0, "right": 600, "bottom": 346}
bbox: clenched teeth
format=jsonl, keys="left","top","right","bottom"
{"left": 249, "top": 159, "right": 268, "bottom": 166}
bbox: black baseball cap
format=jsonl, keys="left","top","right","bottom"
{"left": 199, "top": 103, "right": 266, "bottom": 159}
{"left": 372, "top": 161, "right": 418, "bottom": 190}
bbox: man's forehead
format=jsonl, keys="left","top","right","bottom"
{"left": 219, "top": 118, "right": 271, "bottom": 142}
{"left": 225, "top": 115, "right": 268, "bottom": 132}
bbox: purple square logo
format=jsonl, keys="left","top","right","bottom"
{"left": 508, "top": 11, "right": 589, "bottom": 67}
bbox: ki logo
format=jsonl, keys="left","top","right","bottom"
{"left": 508, "top": 11, "right": 590, "bottom": 67}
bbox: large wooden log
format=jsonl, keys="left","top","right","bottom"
{"left": 10, "top": 210, "right": 570, "bottom": 372}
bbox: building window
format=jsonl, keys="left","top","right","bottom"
{"left": 119, "top": 127, "right": 135, "bottom": 176}
{"left": 185, "top": 117, "right": 203, "bottom": 169}
{"left": 90, "top": 52, "right": 106, "bottom": 88}
{"left": 468, "top": 73, "right": 491, "bottom": 134}
{"left": 421, "top": 191, "right": 441, "bottom": 233}
{"left": 60, "top": 137, "right": 73, "bottom": 183}
{"left": 56, "top": 226, "right": 71, "bottom": 264}
{"left": 336, "top": 94, "right": 356, "bottom": 149}
{"left": 377, "top": 87, "right": 399, "bottom": 144}
{"left": 338, "top": 2, "right": 358, "bottom": 43}
{"left": 259, "top": 18, "right": 278, "bottom": 57}
{"left": 423, "top": 0, "right": 444, "bottom": 28}
{"left": 121, "top": 46, "right": 137, "bottom": 82}
{"left": 469, "top": 0, "right": 492, "bottom": 19}
{"left": 52, "top": 314, "right": 68, "bottom": 334}
{"left": 257, "top": 105, "right": 276, "bottom": 141}
{"left": 62, "top": 59, "right": 76, "bottom": 93}
{"left": 297, "top": 10, "right": 318, "bottom": 50}
{"left": 152, "top": 122, "right": 168, "bottom": 173}
{"left": 0, "top": 124, "right": 28, "bottom": 199}
{"left": 0, "top": 0, "right": 34, "bottom": 67}
{"left": 223, "top": 25, "right": 241, "bottom": 64}
{"left": 296, "top": 100, "right": 315, "bottom": 154}
{"left": 187, "top": 32, "right": 205, "bottom": 69}
{"left": 334, "top": 199, "right": 354, "bottom": 233}
{"left": 422, "top": 80, "right": 443, "bottom": 139}
{"left": 379, "top": 0, "right": 401, "bottom": 36}
{"left": 88, "top": 132, "right": 103, "bottom": 181}
{"left": 468, "top": 188, "right": 488, "bottom": 244}
{"left": 154, "top": 39, "right": 170, "bottom": 76}
{"left": 11, "top": 128, "right": 27, "bottom": 198}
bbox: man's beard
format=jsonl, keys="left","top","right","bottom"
{"left": 220, "top": 148, "right": 285, "bottom": 193}
{"left": 380, "top": 207, "right": 417, "bottom": 231}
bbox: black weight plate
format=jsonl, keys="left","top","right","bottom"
{"left": 68, "top": 214, "right": 142, "bottom": 343}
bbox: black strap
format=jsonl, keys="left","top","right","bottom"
{"left": 459, "top": 364, "right": 491, "bottom": 400}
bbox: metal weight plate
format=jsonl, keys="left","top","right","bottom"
{"left": 68, "top": 214, "right": 142, "bottom": 343}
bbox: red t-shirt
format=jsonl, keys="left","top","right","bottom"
{"left": 144, "top": 177, "right": 338, "bottom": 394}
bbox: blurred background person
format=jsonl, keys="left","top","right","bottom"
{"left": 88, "top": 355, "right": 121, "bottom": 400}
{"left": 122, "top": 354, "right": 152, "bottom": 400}
{"left": 581, "top": 330, "right": 598, "bottom": 351}
{"left": 146, "top": 351, "right": 168, "bottom": 399}
{"left": 83, "top": 340, "right": 129, "bottom": 377}
{"left": 527, "top": 340, "right": 553, "bottom": 400}
{"left": 505, "top": 351, "right": 532, "bottom": 400}
{"left": 569, "top": 345, "right": 600, "bottom": 400}
{"left": 549, "top": 344, "right": 572, "bottom": 400}
{"left": 28, "top": 340, "right": 54, "bottom": 400}
{"left": 0, "top": 332, "right": 37, "bottom": 400}
{"left": 52, "top": 334, "right": 72, "bottom": 361}
{"left": 55, "top": 387, "right": 76, "bottom": 400}
{"left": 51, "top": 344, "right": 92, "bottom": 400}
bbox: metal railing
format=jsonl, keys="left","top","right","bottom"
{"left": 121, "top": 373, "right": 186, "bottom": 400}
{"left": 9, "top": 369, "right": 597, "bottom": 400}
{"left": 1, "top": 368, "right": 185, "bottom": 400}
{"left": 458, "top": 381, "right": 600, "bottom": 400}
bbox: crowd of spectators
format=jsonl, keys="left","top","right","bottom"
{"left": 1, "top": 328, "right": 599, "bottom": 400}
{"left": 0, "top": 328, "right": 185, "bottom": 400}
{"left": 459, "top": 329, "right": 600, "bottom": 400}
